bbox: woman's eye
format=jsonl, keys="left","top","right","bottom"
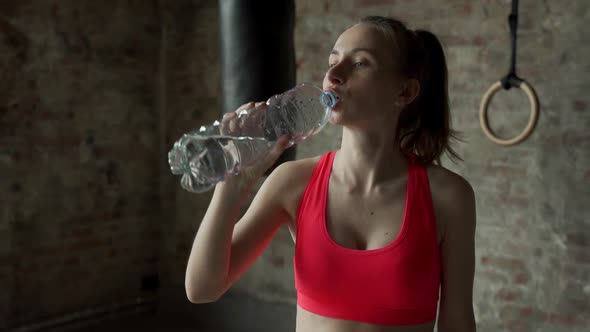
{"left": 328, "top": 61, "right": 366, "bottom": 69}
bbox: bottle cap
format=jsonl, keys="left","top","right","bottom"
{"left": 320, "top": 90, "right": 339, "bottom": 109}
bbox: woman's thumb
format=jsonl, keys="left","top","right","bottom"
{"left": 268, "top": 136, "right": 292, "bottom": 160}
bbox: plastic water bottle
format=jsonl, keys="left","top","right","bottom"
{"left": 168, "top": 82, "right": 339, "bottom": 193}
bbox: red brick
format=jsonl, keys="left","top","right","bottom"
{"left": 480, "top": 255, "right": 527, "bottom": 270}
{"left": 514, "top": 273, "right": 530, "bottom": 284}
{"left": 64, "top": 257, "right": 79, "bottom": 266}
{"left": 64, "top": 211, "right": 114, "bottom": 224}
{"left": 67, "top": 239, "right": 108, "bottom": 252}
{"left": 548, "top": 312, "right": 587, "bottom": 327}
{"left": 563, "top": 132, "right": 590, "bottom": 145}
{"left": 570, "top": 248, "right": 590, "bottom": 264}
{"left": 504, "top": 319, "right": 530, "bottom": 332}
{"left": 357, "top": 0, "right": 396, "bottom": 6}
{"left": 495, "top": 288, "right": 522, "bottom": 301}
{"left": 520, "top": 306, "right": 534, "bottom": 317}
{"left": 573, "top": 99, "right": 587, "bottom": 111}
{"left": 566, "top": 232, "right": 588, "bottom": 246}
{"left": 485, "top": 165, "right": 526, "bottom": 177}
{"left": 472, "top": 35, "right": 486, "bottom": 46}
{"left": 70, "top": 226, "right": 94, "bottom": 238}
{"left": 176, "top": 243, "right": 189, "bottom": 253}
{"left": 141, "top": 229, "right": 160, "bottom": 241}
{"left": 460, "top": 3, "right": 473, "bottom": 15}
{"left": 145, "top": 255, "right": 158, "bottom": 264}
{"left": 269, "top": 255, "right": 285, "bottom": 268}
{"left": 500, "top": 195, "right": 529, "bottom": 208}
{"left": 56, "top": 268, "right": 92, "bottom": 282}
{"left": 108, "top": 249, "right": 118, "bottom": 258}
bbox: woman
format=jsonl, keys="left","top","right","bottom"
{"left": 185, "top": 16, "right": 477, "bottom": 332}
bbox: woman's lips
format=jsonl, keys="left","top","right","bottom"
{"left": 325, "top": 88, "right": 342, "bottom": 110}
{"left": 331, "top": 101, "right": 342, "bottom": 112}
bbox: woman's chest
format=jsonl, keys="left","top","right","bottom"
{"left": 325, "top": 185, "right": 407, "bottom": 251}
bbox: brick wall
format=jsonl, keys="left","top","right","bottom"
{"left": 1, "top": 0, "right": 162, "bottom": 328}
{"left": 158, "top": 0, "right": 222, "bottom": 296}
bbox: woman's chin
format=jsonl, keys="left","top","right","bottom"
{"left": 328, "top": 112, "right": 345, "bottom": 125}
{"left": 328, "top": 107, "right": 357, "bottom": 126}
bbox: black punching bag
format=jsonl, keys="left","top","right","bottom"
{"left": 219, "top": 0, "right": 297, "bottom": 175}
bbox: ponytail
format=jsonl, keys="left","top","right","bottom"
{"left": 359, "top": 16, "right": 462, "bottom": 165}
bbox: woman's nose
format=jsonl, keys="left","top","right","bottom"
{"left": 325, "top": 66, "right": 344, "bottom": 86}
{"left": 327, "top": 75, "right": 343, "bottom": 86}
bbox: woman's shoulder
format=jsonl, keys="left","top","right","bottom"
{"left": 425, "top": 163, "right": 476, "bottom": 238}
{"left": 264, "top": 152, "right": 329, "bottom": 198}
{"left": 264, "top": 154, "right": 325, "bottom": 222}
{"left": 425, "top": 163, "right": 474, "bottom": 199}
{"left": 270, "top": 154, "right": 323, "bottom": 180}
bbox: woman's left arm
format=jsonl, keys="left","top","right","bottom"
{"left": 433, "top": 171, "right": 477, "bottom": 332}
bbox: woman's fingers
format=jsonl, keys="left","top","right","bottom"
{"left": 220, "top": 112, "right": 237, "bottom": 136}
{"left": 220, "top": 101, "right": 270, "bottom": 137}
{"left": 268, "top": 135, "right": 292, "bottom": 160}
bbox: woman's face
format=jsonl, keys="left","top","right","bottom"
{"left": 323, "top": 23, "right": 405, "bottom": 129}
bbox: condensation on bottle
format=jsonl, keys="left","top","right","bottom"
{"left": 168, "top": 82, "right": 339, "bottom": 193}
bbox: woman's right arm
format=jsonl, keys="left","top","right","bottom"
{"left": 184, "top": 160, "right": 294, "bottom": 303}
{"left": 184, "top": 102, "right": 297, "bottom": 303}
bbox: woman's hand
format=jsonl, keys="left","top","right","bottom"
{"left": 220, "top": 101, "right": 267, "bottom": 138}
{"left": 219, "top": 101, "right": 292, "bottom": 191}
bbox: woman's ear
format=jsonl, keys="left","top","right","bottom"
{"left": 396, "top": 78, "right": 420, "bottom": 106}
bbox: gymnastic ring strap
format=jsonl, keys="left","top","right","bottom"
{"left": 479, "top": 0, "right": 540, "bottom": 146}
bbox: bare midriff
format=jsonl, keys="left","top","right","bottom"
{"left": 295, "top": 306, "right": 435, "bottom": 332}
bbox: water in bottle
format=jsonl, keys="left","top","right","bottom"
{"left": 168, "top": 82, "right": 339, "bottom": 193}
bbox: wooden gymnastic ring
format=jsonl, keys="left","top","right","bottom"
{"left": 479, "top": 80, "right": 539, "bottom": 146}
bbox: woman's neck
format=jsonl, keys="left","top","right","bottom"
{"left": 333, "top": 128, "right": 408, "bottom": 194}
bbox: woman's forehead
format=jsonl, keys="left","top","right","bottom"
{"left": 332, "top": 24, "right": 395, "bottom": 56}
